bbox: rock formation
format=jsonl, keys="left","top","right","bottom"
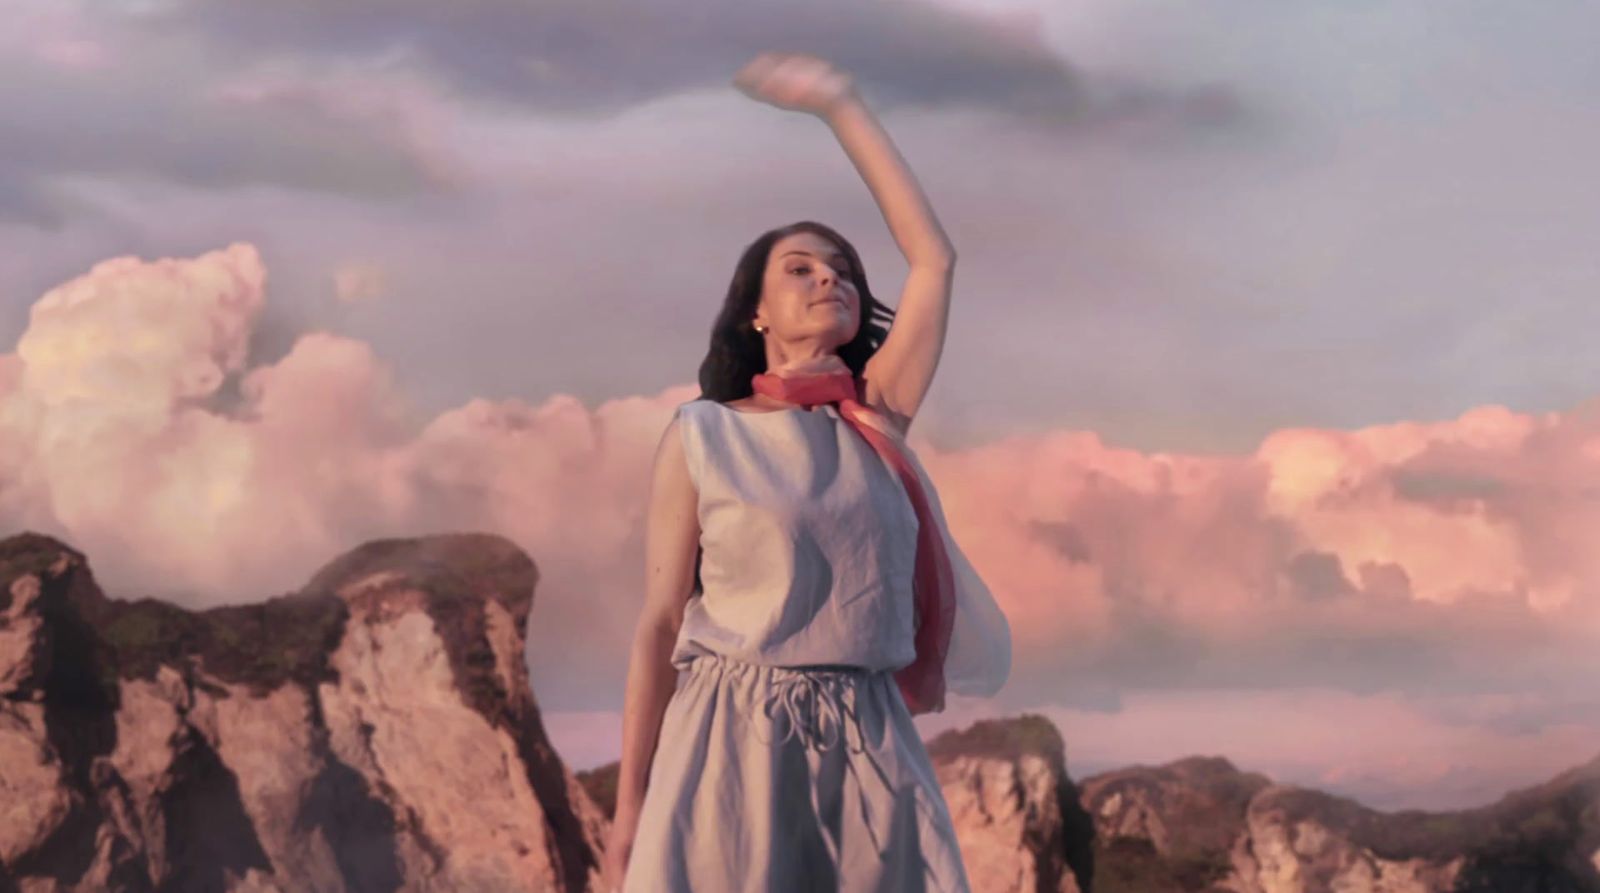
{"left": 925, "top": 715, "right": 1094, "bottom": 893}
{"left": 5, "top": 529, "right": 1599, "bottom": 892}
{"left": 1078, "top": 746, "right": 1600, "bottom": 892}
{"left": 0, "top": 531, "right": 608, "bottom": 892}
{"left": 583, "top": 718, "right": 1600, "bottom": 892}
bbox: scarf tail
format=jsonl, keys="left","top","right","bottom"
{"left": 893, "top": 504, "right": 957, "bottom": 714}
{"left": 837, "top": 403, "right": 957, "bottom": 716}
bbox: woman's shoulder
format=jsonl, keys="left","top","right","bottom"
{"left": 677, "top": 396, "right": 764, "bottom": 417}
{"left": 672, "top": 397, "right": 728, "bottom": 433}
{"left": 674, "top": 397, "right": 717, "bottom": 419}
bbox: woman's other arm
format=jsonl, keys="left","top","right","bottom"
{"left": 604, "top": 415, "right": 700, "bottom": 887}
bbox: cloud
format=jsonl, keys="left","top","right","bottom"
{"left": 937, "top": 402, "right": 1600, "bottom": 708}
{"left": 5, "top": 245, "right": 1598, "bottom": 704}
{"left": 2, "top": 241, "right": 1596, "bottom": 809}
{"left": 7, "top": 250, "right": 1599, "bottom": 688}
{"left": 0, "top": 245, "right": 699, "bottom": 704}
{"left": 0, "top": 3, "right": 455, "bottom": 226}
{"left": 0, "top": 0, "right": 1265, "bottom": 233}
{"left": 4, "top": 234, "right": 1598, "bottom": 799}
{"left": 332, "top": 261, "right": 387, "bottom": 305}
{"left": 115, "top": 0, "right": 1250, "bottom": 135}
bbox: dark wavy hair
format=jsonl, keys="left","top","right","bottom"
{"left": 695, "top": 220, "right": 895, "bottom": 401}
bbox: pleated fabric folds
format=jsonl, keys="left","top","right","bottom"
{"left": 621, "top": 652, "right": 972, "bottom": 893}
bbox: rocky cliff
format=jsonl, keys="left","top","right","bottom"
{"left": 1075, "top": 742, "right": 1600, "bottom": 891}
{"left": 0, "top": 531, "right": 608, "bottom": 892}
{"left": 5, "top": 530, "right": 1599, "bottom": 893}
{"left": 578, "top": 710, "right": 1600, "bottom": 893}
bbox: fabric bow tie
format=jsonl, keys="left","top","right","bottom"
{"left": 751, "top": 366, "right": 955, "bottom": 715}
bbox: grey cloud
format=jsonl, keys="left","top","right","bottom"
{"left": 1418, "top": 688, "right": 1600, "bottom": 738}
{"left": 125, "top": 0, "right": 1250, "bottom": 131}
{"left": 1029, "top": 518, "right": 1093, "bottom": 563}
{"left": 0, "top": 176, "right": 72, "bottom": 228}
{"left": 0, "top": 54, "right": 447, "bottom": 225}
{"left": 1390, "top": 467, "right": 1509, "bottom": 508}
{"left": 1, "top": 0, "right": 1259, "bottom": 225}
{"left": 1284, "top": 550, "right": 1354, "bottom": 600}
{"left": 1001, "top": 574, "right": 1582, "bottom": 715}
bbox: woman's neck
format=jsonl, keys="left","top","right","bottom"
{"left": 765, "top": 353, "right": 849, "bottom": 377}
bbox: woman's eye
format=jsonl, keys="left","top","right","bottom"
{"left": 791, "top": 265, "right": 849, "bottom": 277}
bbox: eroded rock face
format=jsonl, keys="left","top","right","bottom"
{"left": 925, "top": 715, "right": 1093, "bottom": 893}
{"left": 1081, "top": 750, "right": 1600, "bottom": 893}
{"left": 1079, "top": 754, "right": 1269, "bottom": 890}
{"left": 1226, "top": 785, "right": 1467, "bottom": 893}
{"left": 7, "top": 529, "right": 1600, "bottom": 893}
{"left": 580, "top": 715, "right": 1600, "bottom": 893}
{"left": 0, "top": 531, "right": 608, "bottom": 893}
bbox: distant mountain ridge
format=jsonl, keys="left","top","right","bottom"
{"left": 3, "top": 531, "right": 1597, "bottom": 892}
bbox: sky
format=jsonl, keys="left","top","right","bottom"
{"left": 2, "top": 0, "right": 1597, "bottom": 813}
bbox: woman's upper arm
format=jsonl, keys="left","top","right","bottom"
{"left": 640, "top": 415, "right": 700, "bottom": 631}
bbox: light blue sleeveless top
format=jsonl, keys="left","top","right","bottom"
{"left": 668, "top": 398, "right": 919, "bottom": 672}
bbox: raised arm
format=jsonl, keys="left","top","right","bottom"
{"left": 733, "top": 53, "right": 957, "bottom": 433}
{"left": 826, "top": 95, "right": 955, "bottom": 433}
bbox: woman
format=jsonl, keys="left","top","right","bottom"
{"left": 606, "top": 52, "right": 1011, "bottom": 893}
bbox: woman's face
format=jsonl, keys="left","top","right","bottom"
{"left": 754, "top": 232, "right": 860, "bottom": 349}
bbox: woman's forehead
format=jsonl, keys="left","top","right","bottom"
{"left": 772, "top": 234, "right": 845, "bottom": 261}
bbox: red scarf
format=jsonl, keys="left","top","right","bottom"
{"left": 750, "top": 367, "right": 954, "bottom": 715}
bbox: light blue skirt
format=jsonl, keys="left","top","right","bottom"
{"left": 621, "top": 651, "right": 972, "bottom": 893}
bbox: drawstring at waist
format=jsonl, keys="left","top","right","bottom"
{"left": 679, "top": 651, "right": 907, "bottom": 865}
{"left": 762, "top": 670, "right": 856, "bottom": 752}
{"left": 686, "top": 652, "right": 878, "bottom": 753}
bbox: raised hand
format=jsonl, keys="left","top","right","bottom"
{"left": 731, "top": 52, "right": 860, "bottom": 118}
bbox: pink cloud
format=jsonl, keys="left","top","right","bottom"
{"left": 1, "top": 244, "right": 1595, "bottom": 809}
{"left": 912, "top": 395, "right": 1600, "bottom": 653}
{"left": 5, "top": 3, "right": 113, "bottom": 72}
{"left": 0, "top": 244, "right": 693, "bottom": 607}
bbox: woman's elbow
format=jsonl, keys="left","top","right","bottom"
{"left": 633, "top": 601, "right": 684, "bottom": 650}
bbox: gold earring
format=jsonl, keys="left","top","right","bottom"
{"left": 754, "top": 323, "right": 767, "bottom": 334}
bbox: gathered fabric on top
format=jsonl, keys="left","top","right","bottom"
{"left": 669, "top": 398, "right": 920, "bottom": 675}
{"left": 750, "top": 360, "right": 957, "bottom": 714}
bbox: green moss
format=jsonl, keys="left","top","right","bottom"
{"left": 0, "top": 532, "right": 83, "bottom": 601}
{"left": 97, "top": 590, "right": 348, "bottom": 695}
